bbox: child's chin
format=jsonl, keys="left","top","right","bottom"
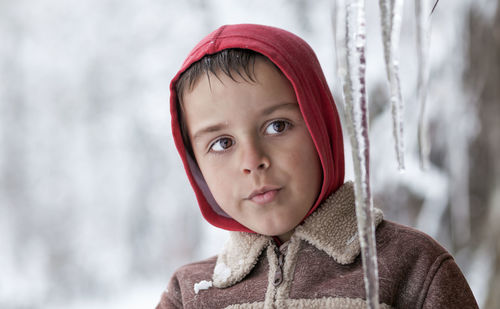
{"left": 256, "top": 227, "right": 294, "bottom": 238}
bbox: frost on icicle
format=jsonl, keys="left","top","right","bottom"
{"left": 379, "top": 0, "right": 406, "bottom": 171}
{"left": 193, "top": 280, "right": 212, "bottom": 294}
{"left": 337, "top": 1, "right": 380, "bottom": 308}
{"left": 415, "top": 0, "right": 431, "bottom": 169}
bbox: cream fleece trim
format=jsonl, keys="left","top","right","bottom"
{"left": 213, "top": 232, "right": 271, "bottom": 288}
{"left": 275, "top": 237, "right": 301, "bottom": 307}
{"left": 224, "top": 297, "right": 392, "bottom": 309}
{"left": 224, "top": 301, "right": 265, "bottom": 309}
{"left": 294, "top": 181, "right": 384, "bottom": 264}
{"left": 263, "top": 246, "right": 278, "bottom": 309}
{"left": 285, "top": 297, "right": 393, "bottom": 309}
{"left": 213, "top": 181, "right": 383, "bottom": 287}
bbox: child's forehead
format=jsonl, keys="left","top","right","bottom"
{"left": 183, "top": 58, "right": 300, "bottom": 130}
{"left": 187, "top": 58, "right": 294, "bottom": 102}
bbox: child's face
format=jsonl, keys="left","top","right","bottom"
{"left": 183, "top": 58, "right": 322, "bottom": 241}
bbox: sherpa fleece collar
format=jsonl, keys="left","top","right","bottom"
{"left": 212, "top": 182, "right": 384, "bottom": 288}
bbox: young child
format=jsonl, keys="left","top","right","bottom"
{"left": 157, "top": 24, "right": 478, "bottom": 309}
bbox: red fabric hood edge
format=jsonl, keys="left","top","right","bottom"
{"left": 169, "top": 24, "right": 345, "bottom": 233}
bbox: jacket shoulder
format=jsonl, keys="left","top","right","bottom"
{"left": 174, "top": 255, "right": 218, "bottom": 278}
{"left": 376, "top": 220, "right": 449, "bottom": 257}
{"left": 375, "top": 220, "right": 478, "bottom": 308}
{"left": 157, "top": 256, "right": 217, "bottom": 309}
{"left": 375, "top": 219, "right": 453, "bottom": 289}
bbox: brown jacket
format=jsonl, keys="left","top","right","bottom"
{"left": 157, "top": 182, "right": 478, "bottom": 308}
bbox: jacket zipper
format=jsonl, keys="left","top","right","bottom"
{"left": 273, "top": 246, "right": 285, "bottom": 286}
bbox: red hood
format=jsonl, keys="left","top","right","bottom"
{"left": 170, "top": 24, "right": 345, "bottom": 233}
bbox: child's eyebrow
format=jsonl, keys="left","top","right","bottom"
{"left": 260, "top": 102, "right": 299, "bottom": 116}
{"left": 192, "top": 102, "right": 299, "bottom": 141}
{"left": 192, "top": 123, "right": 228, "bottom": 141}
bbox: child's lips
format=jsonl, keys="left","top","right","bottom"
{"left": 247, "top": 187, "right": 281, "bottom": 205}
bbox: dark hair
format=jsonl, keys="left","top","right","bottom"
{"left": 175, "top": 49, "right": 266, "bottom": 158}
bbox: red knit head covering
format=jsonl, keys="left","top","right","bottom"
{"left": 170, "top": 24, "right": 345, "bottom": 232}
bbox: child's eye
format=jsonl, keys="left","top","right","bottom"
{"left": 210, "top": 137, "right": 234, "bottom": 152}
{"left": 265, "top": 120, "right": 291, "bottom": 135}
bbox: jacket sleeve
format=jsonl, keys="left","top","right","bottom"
{"left": 156, "top": 276, "right": 184, "bottom": 309}
{"left": 421, "top": 254, "right": 479, "bottom": 309}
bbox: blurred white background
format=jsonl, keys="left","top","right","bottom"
{"left": 1, "top": 0, "right": 499, "bottom": 308}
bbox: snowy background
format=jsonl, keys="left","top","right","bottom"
{"left": 1, "top": 0, "right": 499, "bottom": 308}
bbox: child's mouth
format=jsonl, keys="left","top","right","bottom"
{"left": 248, "top": 188, "right": 281, "bottom": 205}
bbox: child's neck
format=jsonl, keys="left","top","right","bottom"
{"left": 273, "top": 230, "right": 294, "bottom": 246}
{"left": 272, "top": 236, "right": 283, "bottom": 246}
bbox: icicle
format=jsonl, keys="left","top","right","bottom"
{"left": 379, "top": 0, "right": 406, "bottom": 171}
{"left": 415, "top": 0, "right": 431, "bottom": 169}
{"left": 379, "top": 0, "right": 392, "bottom": 79}
{"left": 390, "top": 0, "right": 405, "bottom": 171}
{"left": 332, "top": 0, "right": 347, "bottom": 84}
{"left": 338, "top": 1, "right": 380, "bottom": 308}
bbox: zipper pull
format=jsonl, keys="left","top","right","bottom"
{"left": 273, "top": 246, "right": 285, "bottom": 286}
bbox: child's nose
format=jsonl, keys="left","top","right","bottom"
{"left": 240, "top": 140, "right": 270, "bottom": 175}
